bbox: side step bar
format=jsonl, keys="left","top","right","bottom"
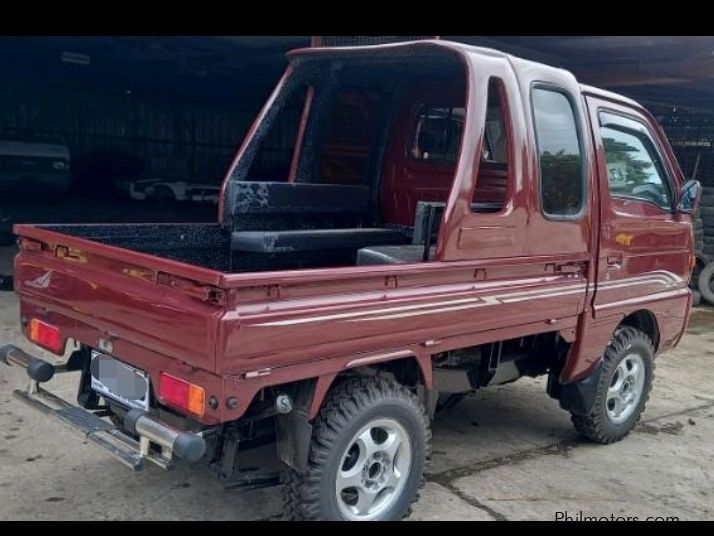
{"left": 1, "top": 344, "right": 206, "bottom": 472}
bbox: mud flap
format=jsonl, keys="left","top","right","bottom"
{"left": 547, "top": 360, "right": 603, "bottom": 416}
{"left": 276, "top": 410, "right": 313, "bottom": 473}
{"left": 275, "top": 380, "right": 316, "bottom": 473}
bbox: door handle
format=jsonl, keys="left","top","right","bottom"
{"left": 607, "top": 254, "right": 623, "bottom": 268}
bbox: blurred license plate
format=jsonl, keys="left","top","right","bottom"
{"left": 90, "top": 351, "right": 150, "bottom": 411}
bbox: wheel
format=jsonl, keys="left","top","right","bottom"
{"left": 571, "top": 326, "right": 654, "bottom": 444}
{"left": 283, "top": 375, "right": 431, "bottom": 521}
{"left": 697, "top": 262, "right": 714, "bottom": 305}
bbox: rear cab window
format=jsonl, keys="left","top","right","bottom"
{"left": 406, "top": 79, "right": 512, "bottom": 214}
{"left": 409, "top": 105, "right": 464, "bottom": 163}
{"left": 531, "top": 86, "right": 585, "bottom": 218}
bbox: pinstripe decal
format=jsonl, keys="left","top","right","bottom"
{"left": 249, "top": 270, "right": 685, "bottom": 327}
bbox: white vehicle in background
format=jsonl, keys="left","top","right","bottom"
{"left": 0, "top": 139, "right": 71, "bottom": 191}
{"left": 116, "top": 178, "right": 220, "bottom": 204}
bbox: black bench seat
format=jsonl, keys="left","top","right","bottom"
{"left": 231, "top": 228, "right": 406, "bottom": 254}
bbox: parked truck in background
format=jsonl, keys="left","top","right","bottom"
{"left": 1, "top": 41, "right": 700, "bottom": 521}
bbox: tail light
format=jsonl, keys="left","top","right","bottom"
{"left": 159, "top": 372, "right": 205, "bottom": 417}
{"left": 29, "top": 319, "right": 63, "bottom": 353}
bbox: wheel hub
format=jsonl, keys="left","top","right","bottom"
{"left": 606, "top": 353, "right": 646, "bottom": 425}
{"left": 335, "top": 418, "right": 412, "bottom": 520}
{"left": 362, "top": 452, "right": 391, "bottom": 490}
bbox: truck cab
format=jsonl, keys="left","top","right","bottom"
{"left": 2, "top": 40, "right": 700, "bottom": 521}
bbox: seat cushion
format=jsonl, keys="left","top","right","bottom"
{"left": 231, "top": 228, "right": 406, "bottom": 253}
{"left": 357, "top": 245, "right": 435, "bottom": 265}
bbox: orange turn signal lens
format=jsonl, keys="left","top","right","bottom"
{"left": 187, "top": 384, "right": 206, "bottom": 416}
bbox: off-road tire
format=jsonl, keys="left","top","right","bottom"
{"left": 571, "top": 326, "right": 654, "bottom": 444}
{"left": 697, "top": 262, "right": 714, "bottom": 305}
{"left": 283, "top": 375, "right": 431, "bottom": 521}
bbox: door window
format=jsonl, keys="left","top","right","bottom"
{"left": 599, "top": 112, "right": 673, "bottom": 210}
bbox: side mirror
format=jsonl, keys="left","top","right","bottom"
{"left": 677, "top": 179, "right": 702, "bottom": 214}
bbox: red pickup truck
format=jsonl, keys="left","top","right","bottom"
{"left": 1, "top": 40, "right": 700, "bottom": 521}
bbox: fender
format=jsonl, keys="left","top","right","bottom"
{"left": 307, "top": 347, "right": 433, "bottom": 420}
{"left": 276, "top": 349, "right": 432, "bottom": 473}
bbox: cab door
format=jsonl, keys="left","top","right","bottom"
{"left": 585, "top": 96, "right": 691, "bottom": 316}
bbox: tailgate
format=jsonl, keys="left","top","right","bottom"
{"left": 13, "top": 225, "right": 226, "bottom": 373}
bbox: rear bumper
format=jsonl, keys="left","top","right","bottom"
{"left": 1, "top": 344, "right": 207, "bottom": 471}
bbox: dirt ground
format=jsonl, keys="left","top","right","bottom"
{"left": 1, "top": 246, "right": 713, "bottom": 520}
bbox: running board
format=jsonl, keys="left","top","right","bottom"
{"left": 13, "top": 388, "right": 170, "bottom": 471}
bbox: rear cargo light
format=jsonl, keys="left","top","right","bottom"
{"left": 29, "top": 319, "right": 62, "bottom": 353}
{"left": 159, "top": 372, "right": 205, "bottom": 417}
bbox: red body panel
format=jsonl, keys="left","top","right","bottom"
{"left": 11, "top": 41, "right": 693, "bottom": 424}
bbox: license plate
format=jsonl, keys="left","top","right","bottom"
{"left": 90, "top": 351, "right": 150, "bottom": 411}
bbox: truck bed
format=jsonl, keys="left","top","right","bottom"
{"left": 40, "top": 223, "right": 231, "bottom": 272}
{"left": 13, "top": 219, "right": 590, "bottom": 380}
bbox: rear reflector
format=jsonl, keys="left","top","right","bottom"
{"left": 29, "top": 319, "right": 62, "bottom": 353}
{"left": 159, "top": 372, "right": 205, "bottom": 417}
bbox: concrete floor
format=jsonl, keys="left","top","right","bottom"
{"left": 1, "top": 281, "right": 713, "bottom": 520}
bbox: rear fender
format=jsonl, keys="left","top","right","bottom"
{"left": 306, "top": 348, "right": 432, "bottom": 420}
{"left": 276, "top": 349, "right": 431, "bottom": 473}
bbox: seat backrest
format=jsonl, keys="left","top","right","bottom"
{"left": 412, "top": 201, "right": 445, "bottom": 245}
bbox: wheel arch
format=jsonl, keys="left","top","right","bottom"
{"left": 275, "top": 351, "right": 432, "bottom": 474}
{"left": 619, "top": 309, "right": 660, "bottom": 352}
{"left": 306, "top": 350, "right": 432, "bottom": 420}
